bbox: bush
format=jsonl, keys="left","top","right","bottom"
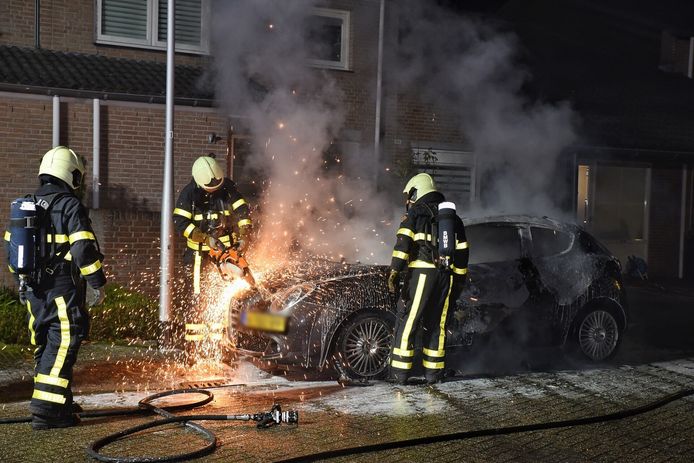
{"left": 0, "top": 287, "right": 29, "bottom": 344}
{"left": 0, "top": 285, "right": 158, "bottom": 344}
{"left": 88, "top": 285, "right": 159, "bottom": 342}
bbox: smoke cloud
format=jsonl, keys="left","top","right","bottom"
{"left": 211, "top": 0, "right": 390, "bottom": 265}
{"left": 392, "top": 1, "right": 577, "bottom": 217}
{"left": 209, "top": 1, "right": 578, "bottom": 267}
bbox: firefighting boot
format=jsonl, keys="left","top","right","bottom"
{"left": 31, "top": 413, "right": 81, "bottom": 431}
{"left": 387, "top": 368, "right": 409, "bottom": 385}
{"left": 425, "top": 369, "right": 445, "bottom": 385}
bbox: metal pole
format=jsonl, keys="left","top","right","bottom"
{"left": 35, "top": 0, "right": 41, "bottom": 49}
{"left": 226, "top": 124, "right": 233, "bottom": 179}
{"left": 679, "top": 164, "right": 687, "bottom": 279}
{"left": 373, "top": 0, "right": 385, "bottom": 182}
{"left": 52, "top": 95, "right": 60, "bottom": 147}
{"left": 92, "top": 98, "right": 100, "bottom": 209}
{"left": 159, "top": 0, "right": 175, "bottom": 345}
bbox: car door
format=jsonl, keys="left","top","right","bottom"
{"left": 448, "top": 223, "right": 530, "bottom": 346}
{"left": 527, "top": 225, "right": 594, "bottom": 345}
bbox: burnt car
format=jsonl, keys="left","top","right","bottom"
{"left": 230, "top": 216, "right": 628, "bottom": 380}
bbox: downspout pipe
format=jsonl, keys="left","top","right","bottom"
{"left": 52, "top": 95, "right": 59, "bottom": 146}
{"left": 35, "top": 0, "right": 40, "bottom": 49}
{"left": 679, "top": 164, "right": 687, "bottom": 278}
{"left": 373, "top": 0, "right": 385, "bottom": 183}
{"left": 92, "top": 99, "right": 100, "bottom": 209}
{"left": 159, "top": 0, "right": 175, "bottom": 345}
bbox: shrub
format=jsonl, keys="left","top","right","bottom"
{"left": 0, "top": 287, "right": 30, "bottom": 345}
{"left": 0, "top": 285, "right": 158, "bottom": 344}
{"left": 88, "top": 285, "right": 159, "bottom": 342}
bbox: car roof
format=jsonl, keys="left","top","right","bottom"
{"left": 463, "top": 214, "right": 579, "bottom": 231}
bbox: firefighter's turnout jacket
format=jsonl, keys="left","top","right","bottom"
{"left": 5, "top": 180, "right": 106, "bottom": 419}
{"left": 389, "top": 191, "right": 468, "bottom": 376}
{"left": 173, "top": 178, "right": 251, "bottom": 289}
{"left": 173, "top": 178, "right": 251, "bottom": 344}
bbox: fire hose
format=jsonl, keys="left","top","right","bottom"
{"left": 276, "top": 387, "right": 694, "bottom": 463}
{"left": 0, "top": 388, "right": 298, "bottom": 463}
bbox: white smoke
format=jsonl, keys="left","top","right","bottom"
{"left": 211, "top": 0, "right": 391, "bottom": 265}
{"left": 392, "top": 1, "right": 577, "bottom": 218}
{"left": 209, "top": 1, "right": 578, "bottom": 267}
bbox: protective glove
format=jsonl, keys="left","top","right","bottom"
{"left": 18, "top": 291, "right": 27, "bottom": 306}
{"left": 236, "top": 225, "right": 252, "bottom": 253}
{"left": 87, "top": 286, "right": 106, "bottom": 307}
{"left": 387, "top": 269, "right": 400, "bottom": 294}
{"left": 236, "top": 238, "right": 247, "bottom": 253}
{"left": 207, "top": 235, "right": 225, "bottom": 252}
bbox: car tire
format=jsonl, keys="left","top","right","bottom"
{"left": 571, "top": 305, "right": 622, "bottom": 362}
{"left": 332, "top": 311, "right": 394, "bottom": 381}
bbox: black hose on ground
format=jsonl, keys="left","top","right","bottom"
{"left": 0, "top": 388, "right": 212, "bottom": 425}
{"left": 0, "top": 388, "right": 298, "bottom": 463}
{"left": 277, "top": 387, "right": 694, "bottom": 463}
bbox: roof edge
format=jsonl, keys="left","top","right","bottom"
{"left": 0, "top": 82, "right": 215, "bottom": 107}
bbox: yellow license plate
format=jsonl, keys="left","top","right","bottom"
{"left": 240, "top": 311, "right": 288, "bottom": 334}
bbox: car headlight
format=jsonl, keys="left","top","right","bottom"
{"left": 270, "top": 283, "right": 315, "bottom": 314}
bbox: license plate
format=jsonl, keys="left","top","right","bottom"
{"left": 240, "top": 311, "right": 288, "bottom": 334}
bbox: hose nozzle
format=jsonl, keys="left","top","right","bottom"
{"left": 255, "top": 403, "right": 299, "bottom": 428}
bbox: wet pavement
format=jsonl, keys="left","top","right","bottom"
{"left": 0, "top": 282, "right": 693, "bottom": 462}
{"left": 0, "top": 358, "right": 692, "bottom": 462}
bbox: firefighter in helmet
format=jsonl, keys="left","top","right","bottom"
{"left": 5, "top": 146, "right": 106, "bottom": 429}
{"left": 387, "top": 173, "right": 468, "bottom": 384}
{"left": 173, "top": 155, "right": 252, "bottom": 352}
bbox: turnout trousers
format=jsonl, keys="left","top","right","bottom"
{"left": 25, "top": 277, "right": 88, "bottom": 419}
{"left": 176, "top": 252, "right": 225, "bottom": 356}
{"left": 390, "top": 268, "right": 457, "bottom": 377}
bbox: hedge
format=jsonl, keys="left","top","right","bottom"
{"left": 0, "top": 285, "right": 158, "bottom": 344}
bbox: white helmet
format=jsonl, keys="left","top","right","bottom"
{"left": 192, "top": 156, "right": 224, "bottom": 192}
{"left": 38, "top": 146, "right": 85, "bottom": 190}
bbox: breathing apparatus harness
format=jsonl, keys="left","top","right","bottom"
{"left": 8, "top": 192, "right": 71, "bottom": 301}
{"left": 420, "top": 200, "right": 459, "bottom": 272}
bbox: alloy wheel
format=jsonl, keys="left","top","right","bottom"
{"left": 578, "top": 310, "right": 619, "bottom": 361}
{"left": 342, "top": 317, "right": 392, "bottom": 377}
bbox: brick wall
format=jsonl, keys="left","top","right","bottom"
{"left": 90, "top": 208, "right": 163, "bottom": 298}
{"left": 0, "top": 0, "right": 207, "bottom": 66}
{"left": 0, "top": 93, "right": 229, "bottom": 290}
{"left": 648, "top": 166, "right": 683, "bottom": 278}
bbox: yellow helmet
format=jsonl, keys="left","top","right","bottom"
{"left": 38, "top": 146, "right": 85, "bottom": 190}
{"left": 192, "top": 156, "right": 224, "bottom": 192}
{"left": 403, "top": 173, "right": 436, "bottom": 204}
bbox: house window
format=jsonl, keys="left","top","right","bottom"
{"left": 307, "top": 8, "right": 350, "bottom": 70}
{"left": 411, "top": 148, "right": 476, "bottom": 209}
{"left": 97, "top": 0, "right": 209, "bottom": 54}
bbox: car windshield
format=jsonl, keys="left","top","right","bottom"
{"left": 465, "top": 224, "right": 521, "bottom": 264}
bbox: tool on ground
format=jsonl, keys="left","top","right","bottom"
{"left": 209, "top": 242, "right": 256, "bottom": 286}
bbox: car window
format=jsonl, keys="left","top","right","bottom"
{"left": 530, "top": 227, "right": 573, "bottom": 257}
{"left": 465, "top": 224, "right": 522, "bottom": 264}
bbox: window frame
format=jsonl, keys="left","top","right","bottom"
{"left": 96, "top": 0, "right": 210, "bottom": 55}
{"left": 529, "top": 226, "right": 575, "bottom": 258}
{"left": 307, "top": 7, "right": 351, "bottom": 71}
{"left": 465, "top": 223, "right": 524, "bottom": 265}
{"left": 411, "top": 147, "right": 476, "bottom": 209}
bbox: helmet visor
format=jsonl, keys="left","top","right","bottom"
{"left": 202, "top": 176, "right": 223, "bottom": 192}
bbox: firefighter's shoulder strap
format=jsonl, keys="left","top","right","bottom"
{"left": 36, "top": 191, "right": 71, "bottom": 274}
{"left": 421, "top": 202, "right": 439, "bottom": 258}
